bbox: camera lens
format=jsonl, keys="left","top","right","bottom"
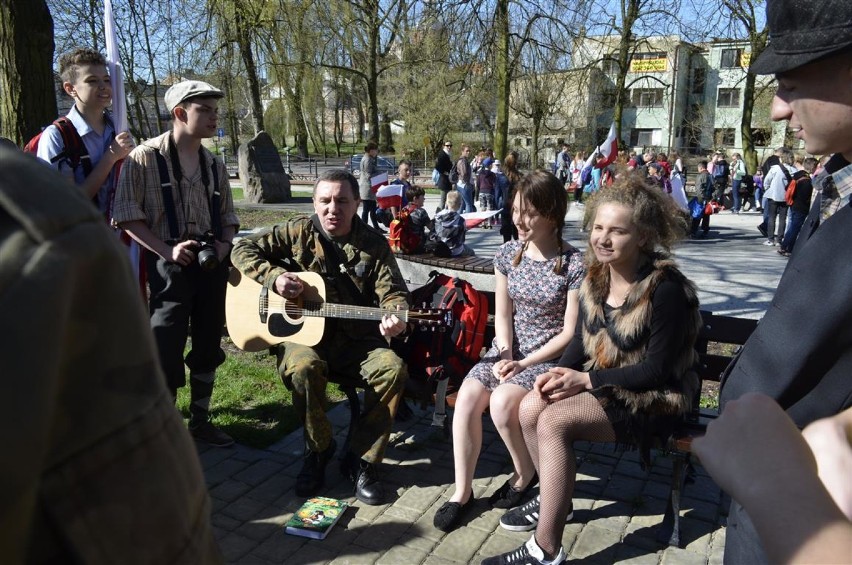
{"left": 197, "top": 244, "right": 219, "bottom": 271}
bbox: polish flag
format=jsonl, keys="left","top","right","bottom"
{"left": 376, "top": 183, "right": 405, "bottom": 210}
{"left": 370, "top": 172, "right": 389, "bottom": 193}
{"left": 583, "top": 122, "right": 619, "bottom": 170}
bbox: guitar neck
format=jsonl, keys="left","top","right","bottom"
{"left": 285, "top": 300, "right": 409, "bottom": 323}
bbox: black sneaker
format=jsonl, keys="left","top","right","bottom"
{"left": 295, "top": 439, "right": 337, "bottom": 497}
{"left": 499, "top": 495, "right": 573, "bottom": 532}
{"left": 481, "top": 535, "right": 566, "bottom": 565}
{"left": 757, "top": 223, "right": 768, "bottom": 237}
{"left": 189, "top": 421, "right": 235, "bottom": 448}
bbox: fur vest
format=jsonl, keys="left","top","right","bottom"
{"left": 580, "top": 253, "right": 701, "bottom": 447}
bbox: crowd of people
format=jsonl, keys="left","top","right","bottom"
{"left": 3, "top": 0, "right": 851, "bottom": 562}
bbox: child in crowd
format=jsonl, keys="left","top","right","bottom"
{"left": 434, "top": 191, "right": 475, "bottom": 257}
{"left": 752, "top": 169, "right": 764, "bottom": 212}
{"left": 691, "top": 160, "right": 715, "bottom": 239}
{"left": 36, "top": 47, "right": 135, "bottom": 217}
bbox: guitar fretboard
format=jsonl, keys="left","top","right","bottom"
{"left": 261, "top": 297, "right": 411, "bottom": 323}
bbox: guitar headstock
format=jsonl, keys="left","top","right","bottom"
{"left": 408, "top": 307, "right": 453, "bottom": 330}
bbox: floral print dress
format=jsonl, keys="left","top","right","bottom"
{"left": 466, "top": 239, "right": 586, "bottom": 391}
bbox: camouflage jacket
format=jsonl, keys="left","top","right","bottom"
{"left": 231, "top": 214, "right": 410, "bottom": 340}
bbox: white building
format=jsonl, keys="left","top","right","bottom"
{"left": 510, "top": 35, "right": 792, "bottom": 161}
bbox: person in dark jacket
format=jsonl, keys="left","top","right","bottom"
{"left": 718, "top": 1, "right": 852, "bottom": 562}
{"left": 778, "top": 157, "right": 817, "bottom": 256}
{"left": 435, "top": 141, "right": 454, "bottom": 209}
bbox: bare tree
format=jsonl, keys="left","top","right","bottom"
{"left": 314, "top": 0, "right": 409, "bottom": 148}
{"left": 0, "top": 0, "right": 56, "bottom": 143}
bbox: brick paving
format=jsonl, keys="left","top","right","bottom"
{"left": 201, "top": 402, "right": 728, "bottom": 565}
{"left": 207, "top": 196, "right": 786, "bottom": 564}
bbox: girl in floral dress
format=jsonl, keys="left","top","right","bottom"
{"left": 434, "top": 171, "right": 586, "bottom": 532}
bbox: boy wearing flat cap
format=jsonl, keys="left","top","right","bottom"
{"left": 113, "top": 80, "right": 239, "bottom": 447}
{"left": 717, "top": 0, "right": 852, "bottom": 562}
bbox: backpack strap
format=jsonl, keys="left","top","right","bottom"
{"left": 310, "top": 214, "right": 370, "bottom": 307}
{"left": 53, "top": 117, "right": 93, "bottom": 177}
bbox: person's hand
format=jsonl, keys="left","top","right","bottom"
{"left": 274, "top": 272, "right": 304, "bottom": 299}
{"left": 379, "top": 306, "right": 406, "bottom": 338}
{"left": 802, "top": 408, "right": 852, "bottom": 519}
{"left": 492, "top": 359, "right": 522, "bottom": 382}
{"left": 108, "top": 131, "right": 135, "bottom": 161}
{"left": 692, "top": 393, "right": 818, "bottom": 506}
{"left": 534, "top": 367, "right": 590, "bottom": 402}
{"left": 167, "top": 240, "right": 197, "bottom": 266}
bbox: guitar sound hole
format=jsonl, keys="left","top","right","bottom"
{"left": 268, "top": 314, "right": 300, "bottom": 337}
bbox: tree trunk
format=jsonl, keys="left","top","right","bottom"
{"left": 741, "top": 33, "right": 767, "bottom": 174}
{"left": 234, "top": 7, "right": 264, "bottom": 135}
{"left": 531, "top": 118, "right": 541, "bottom": 169}
{"left": 493, "top": 0, "right": 510, "bottom": 161}
{"left": 612, "top": 0, "right": 640, "bottom": 145}
{"left": 0, "top": 0, "right": 56, "bottom": 144}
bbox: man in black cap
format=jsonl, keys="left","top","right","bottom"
{"left": 718, "top": 0, "right": 852, "bottom": 562}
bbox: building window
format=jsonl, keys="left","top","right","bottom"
{"left": 631, "top": 88, "right": 664, "bottom": 108}
{"left": 714, "top": 128, "right": 736, "bottom": 147}
{"left": 717, "top": 88, "right": 741, "bottom": 108}
{"left": 630, "top": 128, "right": 659, "bottom": 147}
{"left": 751, "top": 128, "right": 772, "bottom": 147}
{"left": 601, "top": 57, "right": 619, "bottom": 74}
{"left": 720, "top": 48, "right": 742, "bottom": 68}
{"left": 632, "top": 51, "right": 666, "bottom": 61}
{"left": 600, "top": 88, "right": 618, "bottom": 107}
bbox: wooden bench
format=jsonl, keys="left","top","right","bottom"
{"left": 394, "top": 251, "right": 497, "bottom": 292}
{"left": 658, "top": 310, "right": 758, "bottom": 546}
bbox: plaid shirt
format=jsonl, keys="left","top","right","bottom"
{"left": 818, "top": 156, "right": 852, "bottom": 221}
{"left": 113, "top": 132, "right": 239, "bottom": 241}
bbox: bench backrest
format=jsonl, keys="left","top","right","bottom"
{"left": 689, "top": 310, "right": 758, "bottom": 422}
{"left": 695, "top": 310, "right": 758, "bottom": 383}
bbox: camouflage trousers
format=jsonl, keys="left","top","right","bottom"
{"left": 276, "top": 334, "right": 407, "bottom": 463}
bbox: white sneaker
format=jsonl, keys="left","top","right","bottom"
{"left": 762, "top": 239, "right": 775, "bottom": 246}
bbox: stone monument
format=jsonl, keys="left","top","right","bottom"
{"left": 238, "top": 131, "right": 291, "bottom": 203}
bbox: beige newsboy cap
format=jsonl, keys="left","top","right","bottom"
{"left": 164, "top": 80, "right": 224, "bottom": 113}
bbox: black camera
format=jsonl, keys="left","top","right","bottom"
{"left": 194, "top": 233, "right": 220, "bottom": 271}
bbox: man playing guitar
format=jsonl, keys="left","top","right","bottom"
{"left": 231, "top": 169, "right": 410, "bottom": 506}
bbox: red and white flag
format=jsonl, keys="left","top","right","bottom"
{"left": 583, "top": 122, "right": 619, "bottom": 170}
{"left": 370, "top": 172, "right": 389, "bottom": 193}
{"left": 376, "top": 183, "right": 405, "bottom": 210}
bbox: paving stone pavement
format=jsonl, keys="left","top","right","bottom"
{"left": 200, "top": 401, "right": 728, "bottom": 565}
{"left": 210, "top": 193, "right": 786, "bottom": 564}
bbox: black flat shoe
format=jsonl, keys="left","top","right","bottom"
{"left": 489, "top": 473, "right": 538, "bottom": 509}
{"left": 433, "top": 496, "right": 474, "bottom": 532}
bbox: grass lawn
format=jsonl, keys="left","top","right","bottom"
{"left": 172, "top": 198, "right": 340, "bottom": 449}
{"left": 176, "top": 340, "right": 346, "bottom": 448}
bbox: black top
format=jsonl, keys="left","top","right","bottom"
{"left": 791, "top": 171, "right": 814, "bottom": 213}
{"left": 559, "top": 279, "right": 688, "bottom": 390}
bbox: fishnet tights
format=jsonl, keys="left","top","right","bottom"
{"left": 520, "top": 391, "right": 616, "bottom": 555}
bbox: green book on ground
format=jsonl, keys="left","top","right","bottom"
{"left": 284, "top": 497, "right": 349, "bottom": 540}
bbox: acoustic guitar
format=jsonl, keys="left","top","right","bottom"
{"left": 226, "top": 269, "right": 452, "bottom": 351}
